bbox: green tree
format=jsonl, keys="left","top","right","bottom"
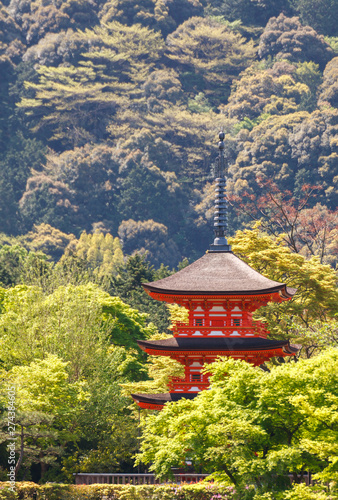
{"left": 142, "top": 68, "right": 184, "bottom": 112}
{"left": 21, "top": 224, "right": 76, "bottom": 261}
{"left": 205, "top": 0, "right": 294, "bottom": 27}
{"left": 137, "top": 350, "right": 338, "bottom": 494}
{"left": 166, "top": 16, "right": 255, "bottom": 106}
{"left": 0, "top": 133, "right": 47, "bottom": 234}
{"left": 19, "top": 173, "right": 78, "bottom": 234}
{"left": 223, "top": 63, "right": 310, "bottom": 121}
{"left": 8, "top": 0, "right": 99, "bottom": 45}
{"left": 18, "top": 21, "right": 164, "bottom": 148}
{"left": 227, "top": 111, "right": 309, "bottom": 200}
{"left": 318, "top": 56, "right": 338, "bottom": 108}
{"left": 80, "top": 21, "right": 164, "bottom": 85}
{"left": 18, "top": 64, "right": 127, "bottom": 148}
{"left": 258, "top": 14, "right": 334, "bottom": 70}
{"left": 0, "top": 355, "right": 87, "bottom": 478}
{"left": 0, "top": 244, "right": 51, "bottom": 288}
{"left": 19, "top": 144, "right": 121, "bottom": 233}
{"left": 61, "top": 345, "right": 146, "bottom": 478}
{"left": 227, "top": 108, "right": 338, "bottom": 210}
{"left": 99, "top": 0, "right": 205, "bottom": 37}
{"left": 292, "top": 0, "right": 338, "bottom": 36}
{"left": 118, "top": 219, "right": 180, "bottom": 269}
{"left": 65, "top": 230, "right": 124, "bottom": 280}
{"left": 110, "top": 254, "right": 171, "bottom": 333}
{"left": 228, "top": 227, "right": 338, "bottom": 340}
{"left": 0, "top": 283, "right": 155, "bottom": 372}
{"left": 23, "top": 28, "right": 91, "bottom": 67}
{"left": 287, "top": 318, "right": 338, "bottom": 358}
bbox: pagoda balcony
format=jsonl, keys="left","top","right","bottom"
{"left": 168, "top": 382, "right": 210, "bottom": 392}
{"left": 172, "top": 325, "right": 268, "bottom": 338}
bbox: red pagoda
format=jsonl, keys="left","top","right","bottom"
{"left": 132, "top": 132, "right": 297, "bottom": 411}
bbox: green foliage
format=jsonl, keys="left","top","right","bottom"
{"left": 0, "top": 282, "right": 154, "bottom": 371}
{"left": 8, "top": 0, "right": 99, "bottom": 46}
{"left": 0, "top": 244, "right": 51, "bottom": 287}
{"left": 205, "top": 0, "right": 294, "bottom": 27}
{"left": 0, "top": 282, "right": 153, "bottom": 478}
{"left": 258, "top": 14, "right": 334, "bottom": 69}
{"left": 66, "top": 230, "right": 124, "bottom": 279}
{"left": 318, "top": 56, "right": 338, "bottom": 108}
{"left": 228, "top": 227, "right": 338, "bottom": 336}
{"left": 325, "top": 36, "right": 338, "bottom": 52}
{"left": 22, "top": 224, "right": 76, "bottom": 260}
{"left": 292, "top": 0, "right": 338, "bottom": 36}
{"left": 166, "top": 16, "right": 256, "bottom": 105}
{"left": 188, "top": 92, "right": 213, "bottom": 113}
{"left": 224, "top": 63, "right": 310, "bottom": 121}
{"left": 19, "top": 144, "right": 120, "bottom": 233}
{"left": 142, "top": 68, "right": 184, "bottom": 112}
{"left": 0, "top": 482, "right": 264, "bottom": 500}
{"left": 0, "top": 0, "right": 337, "bottom": 485}
{"left": 0, "top": 133, "right": 47, "bottom": 234}
{"left": 227, "top": 107, "right": 338, "bottom": 210}
{"left": 18, "top": 63, "right": 127, "bottom": 147}
{"left": 118, "top": 219, "right": 180, "bottom": 268}
{"left": 0, "top": 0, "right": 336, "bottom": 266}
{"left": 99, "top": 0, "right": 205, "bottom": 37}
{"left": 288, "top": 318, "right": 338, "bottom": 358}
{"left": 137, "top": 350, "right": 338, "bottom": 495}
{"left": 110, "top": 254, "right": 171, "bottom": 333}
{"left": 0, "top": 355, "right": 87, "bottom": 476}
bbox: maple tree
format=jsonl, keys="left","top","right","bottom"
{"left": 230, "top": 182, "right": 338, "bottom": 266}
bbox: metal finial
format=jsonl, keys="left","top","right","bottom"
{"left": 209, "top": 130, "right": 231, "bottom": 253}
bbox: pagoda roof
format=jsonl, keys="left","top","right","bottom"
{"left": 143, "top": 251, "right": 296, "bottom": 297}
{"left": 137, "top": 337, "right": 298, "bottom": 353}
{"left": 131, "top": 392, "right": 197, "bottom": 406}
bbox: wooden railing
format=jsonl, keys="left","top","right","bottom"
{"left": 74, "top": 473, "right": 209, "bottom": 485}
{"left": 172, "top": 325, "right": 268, "bottom": 337}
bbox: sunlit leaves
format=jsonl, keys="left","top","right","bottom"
{"left": 166, "top": 16, "right": 255, "bottom": 105}
{"left": 228, "top": 227, "right": 338, "bottom": 338}
{"left": 137, "top": 351, "right": 338, "bottom": 491}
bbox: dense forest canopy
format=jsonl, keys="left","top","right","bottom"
{"left": 0, "top": 0, "right": 337, "bottom": 494}
{"left": 0, "top": 0, "right": 337, "bottom": 265}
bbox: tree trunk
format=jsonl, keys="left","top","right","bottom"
{"left": 15, "top": 425, "right": 24, "bottom": 475}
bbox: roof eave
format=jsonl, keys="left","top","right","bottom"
{"left": 143, "top": 284, "right": 287, "bottom": 296}
{"left": 137, "top": 339, "right": 292, "bottom": 352}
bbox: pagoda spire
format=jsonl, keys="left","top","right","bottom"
{"left": 131, "top": 130, "right": 298, "bottom": 411}
{"left": 209, "top": 130, "right": 231, "bottom": 252}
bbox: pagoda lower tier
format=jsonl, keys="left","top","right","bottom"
{"left": 132, "top": 337, "right": 298, "bottom": 409}
{"left": 132, "top": 393, "right": 197, "bottom": 411}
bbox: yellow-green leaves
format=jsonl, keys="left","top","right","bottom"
{"left": 166, "top": 17, "right": 255, "bottom": 104}
{"left": 228, "top": 228, "right": 338, "bottom": 339}
{"left": 66, "top": 230, "right": 124, "bottom": 279}
{"left": 0, "top": 282, "right": 155, "bottom": 373}
{"left": 137, "top": 350, "right": 338, "bottom": 492}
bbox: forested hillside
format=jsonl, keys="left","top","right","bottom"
{"left": 0, "top": 0, "right": 338, "bottom": 490}
{"left": 0, "top": 0, "right": 337, "bottom": 266}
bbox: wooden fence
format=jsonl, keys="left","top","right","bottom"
{"left": 74, "top": 472, "right": 313, "bottom": 486}
{"left": 74, "top": 473, "right": 209, "bottom": 485}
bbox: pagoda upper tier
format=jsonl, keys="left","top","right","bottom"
{"left": 143, "top": 251, "right": 296, "bottom": 300}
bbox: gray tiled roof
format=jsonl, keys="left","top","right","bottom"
{"left": 144, "top": 251, "right": 296, "bottom": 296}
{"left": 137, "top": 337, "right": 298, "bottom": 352}
{"left": 131, "top": 393, "right": 197, "bottom": 405}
